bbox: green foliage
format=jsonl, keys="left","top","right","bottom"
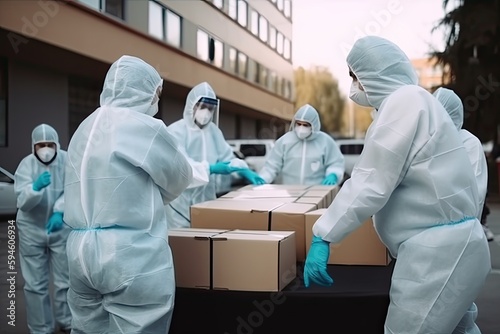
{"left": 432, "top": 0, "right": 500, "bottom": 143}
{"left": 293, "top": 66, "right": 346, "bottom": 134}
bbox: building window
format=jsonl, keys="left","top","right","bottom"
{"left": 284, "top": 0, "right": 291, "bottom": 18}
{"left": 166, "top": 10, "right": 181, "bottom": 47}
{"left": 78, "top": 0, "right": 100, "bottom": 10}
{"left": 148, "top": 1, "right": 164, "bottom": 40}
{"left": 283, "top": 79, "right": 291, "bottom": 99}
{"left": 250, "top": 10, "right": 259, "bottom": 35}
{"left": 277, "top": 0, "right": 284, "bottom": 11}
{"left": 260, "top": 66, "right": 268, "bottom": 87}
{"left": 254, "top": 62, "right": 261, "bottom": 84}
{"left": 228, "top": 0, "right": 237, "bottom": 19}
{"left": 259, "top": 16, "right": 268, "bottom": 42}
{"left": 238, "top": 52, "right": 248, "bottom": 78}
{"left": 229, "top": 47, "right": 238, "bottom": 74}
{"left": 237, "top": 0, "right": 247, "bottom": 27}
{"left": 213, "top": 38, "right": 224, "bottom": 68}
{"left": 276, "top": 32, "right": 284, "bottom": 55}
{"left": 105, "top": 0, "right": 124, "bottom": 19}
{"left": 269, "top": 26, "right": 276, "bottom": 49}
{"left": 213, "top": 0, "right": 223, "bottom": 9}
{"left": 198, "top": 29, "right": 224, "bottom": 68}
{"left": 197, "top": 30, "right": 210, "bottom": 62}
{"left": 78, "top": 0, "right": 124, "bottom": 19}
{"left": 284, "top": 38, "right": 291, "bottom": 60}
{"left": 0, "top": 58, "right": 6, "bottom": 147}
{"left": 148, "top": 2, "right": 182, "bottom": 48}
{"left": 270, "top": 71, "right": 277, "bottom": 93}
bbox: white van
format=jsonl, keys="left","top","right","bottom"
{"left": 335, "top": 138, "right": 365, "bottom": 182}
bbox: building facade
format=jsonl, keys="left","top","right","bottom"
{"left": 411, "top": 57, "right": 448, "bottom": 92}
{"left": 0, "top": 0, "right": 294, "bottom": 173}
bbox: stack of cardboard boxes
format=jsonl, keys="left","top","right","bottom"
{"left": 168, "top": 184, "right": 391, "bottom": 292}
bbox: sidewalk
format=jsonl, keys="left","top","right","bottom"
{"left": 0, "top": 200, "right": 499, "bottom": 333}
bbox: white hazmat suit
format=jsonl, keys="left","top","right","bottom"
{"left": 311, "top": 36, "right": 491, "bottom": 334}
{"left": 433, "top": 87, "right": 488, "bottom": 219}
{"left": 165, "top": 82, "right": 249, "bottom": 228}
{"left": 15, "top": 123, "right": 72, "bottom": 334}
{"left": 64, "top": 55, "right": 192, "bottom": 333}
{"left": 259, "top": 104, "right": 345, "bottom": 185}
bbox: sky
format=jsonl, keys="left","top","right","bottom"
{"left": 292, "top": 0, "right": 450, "bottom": 97}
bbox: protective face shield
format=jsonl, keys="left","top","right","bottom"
{"left": 349, "top": 80, "right": 371, "bottom": 107}
{"left": 194, "top": 97, "right": 219, "bottom": 128}
{"left": 295, "top": 125, "right": 312, "bottom": 140}
{"left": 35, "top": 146, "right": 57, "bottom": 165}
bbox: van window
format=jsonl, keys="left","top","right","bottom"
{"left": 240, "top": 144, "right": 267, "bottom": 157}
{"left": 340, "top": 144, "right": 364, "bottom": 155}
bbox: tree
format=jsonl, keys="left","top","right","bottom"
{"left": 432, "top": 0, "right": 500, "bottom": 144}
{"left": 293, "top": 66, "right": 346, "bottom": 134}
{"left": 433, "top": 0, "right": 500, "bottom": 193}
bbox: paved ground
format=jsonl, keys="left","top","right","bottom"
{"left": 0, "top": 200, "right": 499, "bottom": 334}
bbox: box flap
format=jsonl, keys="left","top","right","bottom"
{"left": 272, "top": 202, "right": 317, "bottom": 214}
{"left": 191, "top": 199, "right": 284, "bottom": 212}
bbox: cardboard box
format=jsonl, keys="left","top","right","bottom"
{"left": 301, "top": 189, "right": 332, "bottom": 208}
{"left": 306, "top": 185, "right": 339, "bottom": 205}
{"left": 191, "top": 200, "right": 285, "bottom": 230}
{"left": 212, "top": 230, "right": 296, "bottom": 291}
{"left": 294, "top": 196, "right": 324, "bottom": 209}
{"left": 168, "top": 228, "right": 227, "bottom": 289}
{"left": 305, "top": 209, "right": 391, "bottom": 265}
{"left": 224, "top": 197, "right": 298, "bottom": 203}
{"left": 221, "top": 190, "right": 302, "bottom": 199}
{"left": 270, "top": 203, "right": 317, "bottom": 261}
{"left": 237, "top": 184, "right": 311, "bottom": 191}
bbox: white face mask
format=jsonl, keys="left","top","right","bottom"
{"left": 194, "top": 108, "right": 213, "bottom": 126}
{"left": 36, "top": 147, "right": 56, "bottom": 163}
{"left": 295, "top": 125, "right": 312, "bottom": 140}
{"left": 349, "top": 81, "right": 371, "bottom": 107}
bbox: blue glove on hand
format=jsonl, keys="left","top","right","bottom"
{"left": 33, "top": 171, "right": 51, "bottom": 191}
{"left": 46, "top": 212, "right": 64, "bottom": 234}
{"left": 321, "top": 173, "right": 338, "bottom": 185}
{"left": 304, "top": 235, "right": 334, "bottom": 287}
{"left": 238, "top": 169, "right": 266, "bottom": 185}
{"left": 209, "top": 162, "right": 243, "bottom": 175}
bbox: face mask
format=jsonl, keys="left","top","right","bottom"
{"left": 36, "top": 147, "right": 56, "bottom": 163}
{"left": 295, "top": 125, "right": 312, "bottom": 140}
{"left": 349, "top": 81, "right": 371, "bottom": 107}
{"left": 146, "top": 102, "right": 158, "bottom": 117}
{"left": 195, "top": 108, "right": 213, "bottom": 126}
{"left": 146, "top": 91, "right": 160, "bottom": 116}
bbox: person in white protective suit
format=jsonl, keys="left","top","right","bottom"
{"left": 258, "top": 104, "right": 345, "bottom": 185}
{"left": 63, "top": 55, "right": 193, "bottom": 334}
{"left": 433, "top": 87, "right": 490, "bottom": 332}
{"left": 165, "top": 81, "right": 265, "bottom": 228}
{"left": 434, "top": 87, "right": 494, "bottom": 242}
{"left": 304, "top": 36, "right": 491, "bottom": 334}
{"left": 14, "top": 123, "right": 72, "bottom": 334}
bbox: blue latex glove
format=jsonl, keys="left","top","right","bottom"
{"left": 304, "top": 235, "right": 334, "bottom": 287}
{"left": 209, "top": 162, "right": 243, "bottom": 175}
{"left": 238, "top": 169, "right": 266, "bottom": 185}
{"left": 33, "top": 171, "right": 51, "bottom": 191}
{"left": 46, "top": 212, "right": 64, "bottom": 234}
{"left": 321, "top": 173, "right": 338, "bottom": 185}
